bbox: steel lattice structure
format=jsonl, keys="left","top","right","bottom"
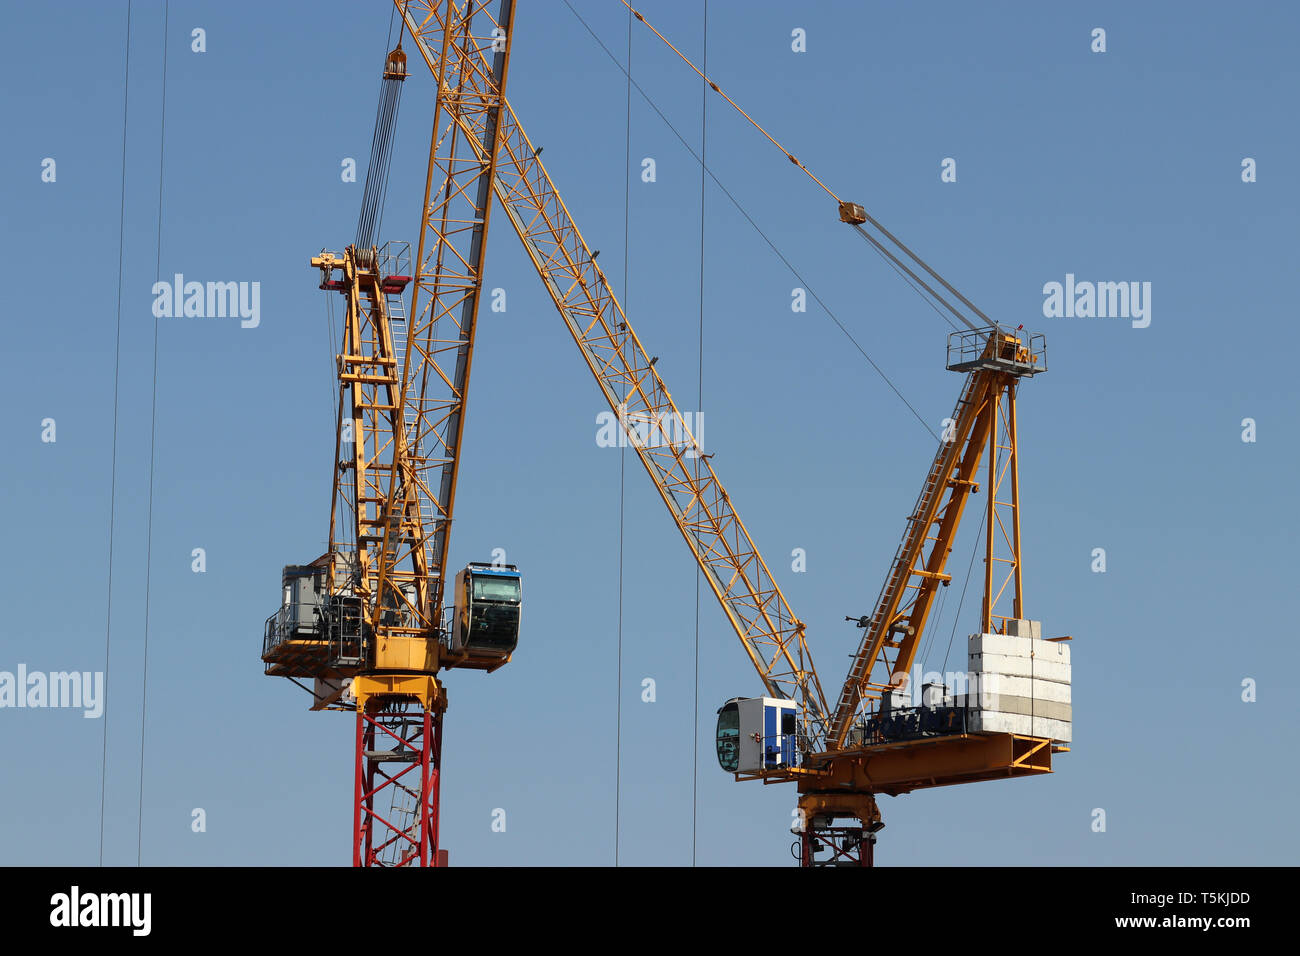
{"left": 265, "top": 0, "right": 1064, "bottom": 868}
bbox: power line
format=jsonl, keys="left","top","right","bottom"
{"left": 691, "top": 0, "right": 708, "bottom": 869}
{"left": 100, "top": 0, "right": 134, "bottom": 868}
{"left": 614, "top": 0, "right": 632, "bottom": 868}
{"left": 137, "top": 0, "right": 169, "bottom": 868}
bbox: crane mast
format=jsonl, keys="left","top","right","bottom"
{"left": 826, "top": 329, "right": 1043, "bottom": 751}
{"left": 784, "top": 329, "right": 1052, "bottom": 866}
{"left": 384, "top": 0, "right": 517, "bottom": 638}
{"left": 263, "top": 0, "right": 520, "bottom": 867}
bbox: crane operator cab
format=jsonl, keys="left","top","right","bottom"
{"left": 450, "top": 562, "right": 522, "bottom": 664}
{"left": 716, "top": 697, "right": 799, "bottom": 774}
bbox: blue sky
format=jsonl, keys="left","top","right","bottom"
{"left": 1, "top": 0, "right": 1296, "bottom": 866}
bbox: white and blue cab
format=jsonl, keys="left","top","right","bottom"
{"left": 715, "top": 696, "right": 800, "bottom": 773}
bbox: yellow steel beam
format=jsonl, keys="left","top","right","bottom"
{"left": 479, "top": 96, "right": 832, "bottom": 729}
{"left": 800, "top": 732, "right": 1053, "bottom": 797}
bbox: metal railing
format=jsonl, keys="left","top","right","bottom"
{"left": 852, "top": 702, "right": 970, "bottom": 748}
{"left": 750, "top": 732, "right": 813, "bottom": 772}
{"left": 946, "top": 326, "right": 1046, "bottom": 376}
{"left": 263, "top": 596, "right": 366, "bottom": 668}
{"left": 263, "top": 602, "right": 323, "bottom": 658}
{"left": 377, "top": 240, "right": 412, "bottom": 282}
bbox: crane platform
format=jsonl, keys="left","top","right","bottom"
{"left": 736, "top": 731, "right": 1057, "bottom": 796}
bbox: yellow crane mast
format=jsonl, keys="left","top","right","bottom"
{"left": 263, "top": 0, "right": 521, "bottom": 867}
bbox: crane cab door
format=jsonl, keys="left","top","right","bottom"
{"left": 451, "top": 563, "right": 522, "bottom": 663}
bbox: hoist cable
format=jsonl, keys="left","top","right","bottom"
{"left": 357, "top": 48, "right": 405, "bottom": 250}
{"left": 621, "top": 0, "right": 989, "bottom": 336}
{"left": 562, "top": 0, "right": 938, "bottom": 444}
{"left": 620, "top": 0, "right": 839, "bottom": 207}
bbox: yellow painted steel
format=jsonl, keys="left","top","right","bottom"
{"left": 422, "top": 15, "right": 1045, "bottom": 770}
{"left": 803, "top": 733, "right": 1052, "bottom": 795}
{"left": 827, "top": 337, "right": 1031, "bottom": 750}
{"left": 272, "top": 0, "right": 520, "bottom": 714}
{"left": 491, "top": 100, "right": 832, "bottom": 729}
{"left": 322, "top": 248, "right": 408, "bottom": 630}
{"left": 352, "top": 674, "right": 446, "bottom": 714}
{"left": 342, "top": 0, "right": 519, "bottom": 678}
{"left": 385, "top": 0, "right": 517, "bottom": 650}
{"left": 378, "top": 4, "right": 1057, "bottom": 831}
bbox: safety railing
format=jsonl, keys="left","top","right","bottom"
{"left": 263, "top": 597, "right": 367, "bottom": 668}
{"left": 750, "top": 732, "right": 812, "bottom": 771}
{"left": 851, "top": 702, "right": 970, "bottom": 748}
{"left": 946, "top": 326, "right": 1046, "bottom": 376}
{"left": 377, "top": 240, "right": 412, "bottom": 284}
{"left": 263, "top": 602, "right": 323, "bottom": 658}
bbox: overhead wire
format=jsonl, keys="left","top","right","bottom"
{"left": 614, "top": 0, "right": 632, "bottom": 868}
{"left": 101, "top": 0, "right": 134, "bottom": 868}
{"left": 137, "top": 0, "right": 169, "bottom": 867}
{"left": 690, "top": 0, "right": 708, "bottom": 869}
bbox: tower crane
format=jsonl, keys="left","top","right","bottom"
{"left": 261, "top": 0, "right": 1069, "bottom": 867}
{"left": 261, "top": 1, "right": 521, "bottom": 867}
